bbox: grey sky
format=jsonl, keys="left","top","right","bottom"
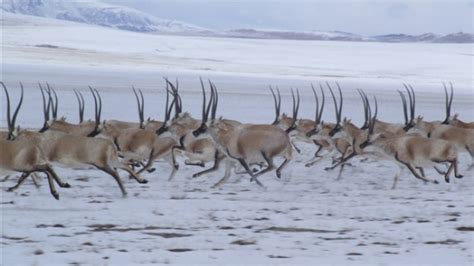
{"left": 104, "top": 0, "right": 473, "bottom": 35}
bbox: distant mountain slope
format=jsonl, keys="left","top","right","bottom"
{"left": 225, "top": 29, "right": 473, "bottom": 43}
{"left": 2, "top": 0, "right": 472, "bottom": 43}
{"left": 1, "top": 0, "right": 212, "bottom": 34}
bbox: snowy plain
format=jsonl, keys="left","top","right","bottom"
{"left": 1, "top": 12, "right": 474, "bottom": 265}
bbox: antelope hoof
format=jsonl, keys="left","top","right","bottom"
{"left": 133, "top": 163, "right": 141, "bottom": 168}
{"left": 276, "top": 171, "right": 282, "bottom": 179}
{"left": 444, "top": 177, "right": 450, "bottom": 183}
{"left": 433, "top": 180, "right": 439, "bottom": 184}
{"left": 252, "top": 168, "right": 259, "bottom": 173}
{"left": 139, "top": 179, "right": 148, "bottom": 184}
{"left": 52, "top": 192, "right": 60, "bottom": 200}
{"left": 62, "top": 183, "right": 71, "bottom": 188}
{"left": 174, "top": 164, "right": 179, "bottom": 170}
{"left": 324, "top": 167, "right": 331, "bottom": 171}
{"left": 6, "top": 187, "right": 16, "bottom": 192}
{"left": 455, "top": 174, "right": 463, "bottom": 179}
{"left": 147, "top": 168, "right": 156, "bottom": 173}
{"left": 192, "top": 173, "right": 200, "bottom": 178}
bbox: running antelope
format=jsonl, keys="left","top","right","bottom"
{"left": 1, "top": 82, "right": 67, "bottom": 199}
{"left": 101, "top": 82, "right": 178, "bottom": 179}
{"left": 305, "top": 82, "right": 352, "bottom": 167}
{"left": 192, "top": 81, "right": 293, "bottom": 188}
{"left": 358, "top": 97, "right": 463, "bottom": 188}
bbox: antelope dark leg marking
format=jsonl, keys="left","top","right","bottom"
{"left": 325, "top": 151, "right": 357, "bottom": 171}
{"left": 313, "top": 141, "right": 324, "bottom": 158}
{"left": 193, "top": 151, "right": 222, "bottom": 178}
{"left": 47, "top": 165, "right": 70, "bottom": 188}
{"left": 45, "top": 170, "right": 60, "bottom": 200}
{"left": 453, "top": 159, "right": 463, "bottom": 178}
{"left": 291, "top": 141, "right": 301, "bottom": 154}
{"left": 171, "top": 145, "right": 185, "bottom": 170}
{"left": 416, "top": 167, "right": 425, "bottom": 178}
{"left": 276, "top": 159, "right": 290, "bottom": 179}
{"left": 31, "top": 173, "right": 41, "bottom": 188}
{"left": 135, "top": 148, "right": 155, "bottom": 175}
{"left": 94, "top": 164, "right": 127, "bottom": 196}
{"left": 7, "top": 172, "right": 30, "bottom": 192}
{"left": 185, "top": 161, "right": 205, "bottom": 167}
{"left": 395, "top": 153, "right": 438, "bottom": 184}
{"left": 252, "top": 151, "right": 275, "bottom": 178}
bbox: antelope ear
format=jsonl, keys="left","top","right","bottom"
{"left": 60, "top": 116, "right": 66, "bottom": 121}
{"left": 147, "top": 117, "right": 152, "bottom": 122}
{"left": 453, "top": 113, "right": 458, "bottom": 119}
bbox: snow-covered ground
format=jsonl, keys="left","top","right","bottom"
{"left": 1, "top": 12, "right": 473, "bottom": 265}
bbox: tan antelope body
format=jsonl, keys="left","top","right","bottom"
{"left": 0, "top": 139, "right": 67, "bottom": 199}
{"left": 101, "top": 123, "right": 178, "bottom": 178}
{"left": 193, "top": 82, "right": 293, "bottom": 187}
{"left": 413, "top": 117, "right": 474, "bottom": 166}
{"left": 358, "top": 97, "right": 463, "bottom": 188}
{"left": 16, "top": 130, "right": 147, "bottom": 196}
{"left": 1, "top": 82, "right": 67, "bottom": 199}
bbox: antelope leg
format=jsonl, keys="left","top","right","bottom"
{"left": 7, "top": 172, "right": 30, "bottom": 192}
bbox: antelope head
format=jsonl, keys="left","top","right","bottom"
{"left": 306, "top": 83, "right": 325, "bottom": 137}
{"left": 1, "top": 82, "right": 24, "bottom": 140}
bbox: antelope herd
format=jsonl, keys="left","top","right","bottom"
{"left": 0, "top": 80, "right": 472, "bottom": 199}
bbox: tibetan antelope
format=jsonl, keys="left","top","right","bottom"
{"left": 358, "top": 97, "right": 463, "bottom": 188}
{"left": 155, "top": 79, "right": 228, "bottom": 179}
{"left": 305, "top": 82, "right": 352, "bottom": 168}
{"left": 39, "top": 85, "right": 103, "bottom": 137}
{"left": 192, "top": 81, "right": 293, "bottom": 188}
{"left": 101, "top": 82, "right": 178, "bottom": 179}
{"left": 1, "top": 82, "right": 67, "bottom": 199}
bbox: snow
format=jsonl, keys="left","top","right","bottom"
{"left": 1, "top": 12, "right": 473, "bottom": 265}
{"left": 2, "top": 0, "right": 210, "bottom": 33}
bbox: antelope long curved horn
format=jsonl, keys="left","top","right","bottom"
{"left": 270, "top": 86, "right": 278, "bottom": 124}
{"left": 11, "top": 83, "right": 24, "bottom": 131}
{"left": 357, "top": 89, "right": 369, "bottom": 128}
{"left": 47, "top": 83, "right": 58, "bottom": 120}
{"left": 442, "top": 82, "right": 454, "bottom": 124}
{"left": 39, "top": 83, "right": 51, "bottom": 126}
{"left": 397, "top": 90, "right": 408, "bottom": 125}
{"left": 311, "top": 84, "right": 319, "bottom": 124}
{"left": 335, "top": 82, "right": 343, "bottom": 122}
{"left": 1, "top": 82, "right": 12, "bottom": 133}
{"left": 199, "top": 78, "right": 207, "bottom": 122}
{"left": 327, "top": 82, "right": 340, "bottom": 124}
{"left": 294, "top": 89, "right": 300, "bottom": 121}
{"left": 403, "top": 83, "right": 414, "bottom": 122}
{"left": 132, "top": 87, "right": 145, "bottom": 128}
{"left": 408, "top": 84, "right": 415, "bottom": 122}
{"left": 73, "top": 89, "right": 85, "bottom": 123}
{"left": 318, "top": 83, "right": 325, "bottom": 123}
{"left": 205, "top": 80, "right": 215, "bottom": 120}
{"left": 89, "top": 86, "right": 100, "bottom": 125}
{"left": 210, "top": 82, "right": 218, "bottom": 120}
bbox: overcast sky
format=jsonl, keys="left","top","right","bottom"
{"left": 104, "top": 0, "right": 473, "bottom": 35}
